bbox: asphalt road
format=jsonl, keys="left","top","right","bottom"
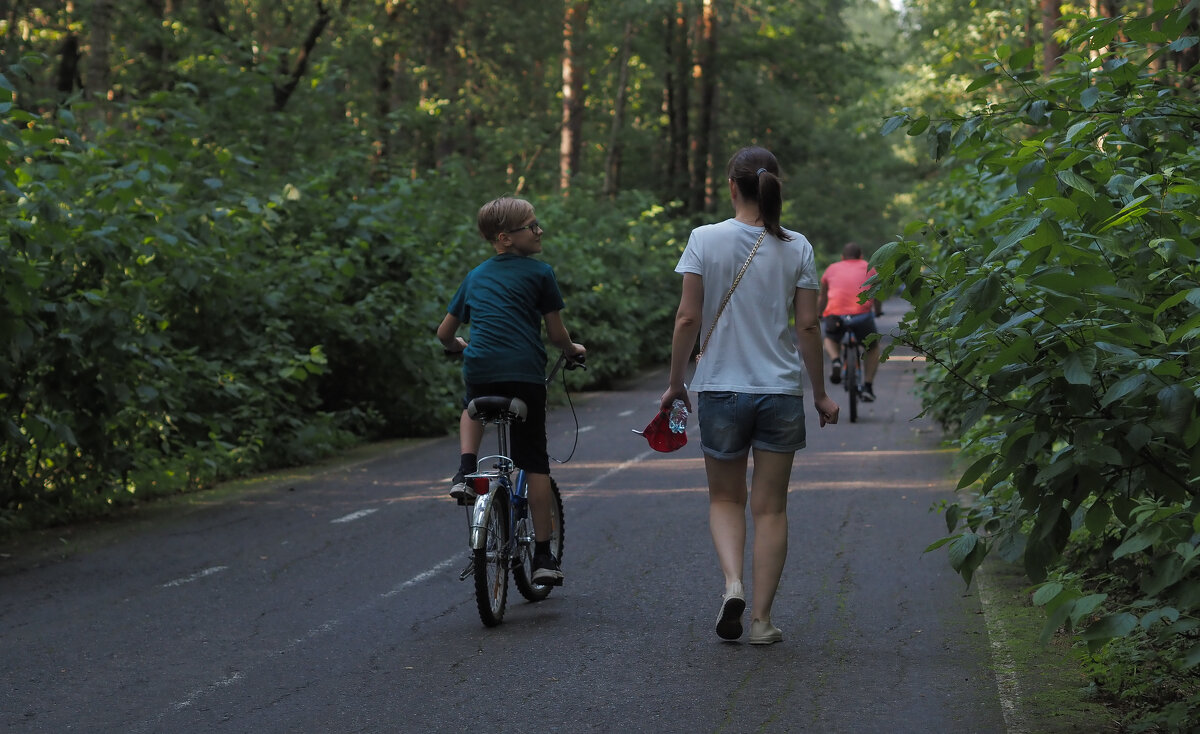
{"left": 1, "top": 300, "right": 1009, "bottom": 733}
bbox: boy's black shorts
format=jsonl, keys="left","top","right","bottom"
{"left": 823, "top": 312, "right": 877, "bottom": 344}
{"left": 463, "top": 381, "right": 549, "bottom": 474}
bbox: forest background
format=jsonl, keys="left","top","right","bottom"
{"left": 3, "top": 0, "right": 1199, "bottom": 729}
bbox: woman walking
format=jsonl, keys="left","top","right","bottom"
{"left": 660, "top": 145, "right": 838, "bottom": 644}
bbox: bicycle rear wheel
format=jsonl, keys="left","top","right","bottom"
{"left": 474, "top": 489, "right": 510, "bottom": 627}
{"left": 847, "top": 348, "right": 860, "bottom": 423}
{"left": 513, "top": 477, "right": 564, "bottom": 602}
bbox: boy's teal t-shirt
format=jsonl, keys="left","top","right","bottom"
{"left": 447, "top": 253, "right": 566, "bottom": 384}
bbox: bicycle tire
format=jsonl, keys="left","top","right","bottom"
{"left": 847, "top": 346, "right": 860, "bottom": 423}
{"left": 474, "top": 489, "right": 510, "bottom": 627}
{"left": 512, "top": 477, "right": 564, "bottom": 602}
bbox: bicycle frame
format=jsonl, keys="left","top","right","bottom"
{"left": 841, "top": 330, "right": 863, "bottom": 385}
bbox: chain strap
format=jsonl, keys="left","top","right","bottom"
{"left": 696, "top": 228, "right": 769, "bottom": 361}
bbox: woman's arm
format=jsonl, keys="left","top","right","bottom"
{"left": 659, "top": 273, "right": 704, "bottom": 413}
{"left": 795, "top": 287, "right": 839, "bottom": 426}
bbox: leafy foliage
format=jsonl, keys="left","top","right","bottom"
{"left": 873, "top": 4, "right": 1200, "bottom": 726}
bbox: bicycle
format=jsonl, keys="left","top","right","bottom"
{"left": 456, "top": 352, "right": 586, "bottom": 627}
{"left": 834, "top": 314, "right": 866, "bottom": 423}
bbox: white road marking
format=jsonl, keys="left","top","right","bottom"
{"left": 149, "top": 554, "right": 459, "bottom": 727}
{"left": 382, "top": 555, "right": 459, "bottom": 598}
{"left": 172, "top": 672, "right": 244, "bottom": 711}
{"left": 563, "top": 449, "right": 656, "bottom": 496}
{"left": 331, "top": 508, "right": 378, "bottom": 524}
{"left": 161, "top": 566, "right": 228, "bottom": 588}
{"left": 577, "top": 425, "right": 595, "bottom": 433}
{"left": 976, "top": 572, "right": 1029, "bottom": 733}
{"left": 618, "top": 409, "right": 635, "bottom": 417}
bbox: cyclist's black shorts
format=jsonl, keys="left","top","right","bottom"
{"left": 823, "top": 312, "right": 877, "bottom": 344}
{"left": 463, "top": 381, "right": 549, "bottom": 474}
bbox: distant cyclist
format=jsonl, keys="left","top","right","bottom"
{"left": 818, "top": 242, "right": 882, "bottom": 402}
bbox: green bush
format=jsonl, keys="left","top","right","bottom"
{"left": 873, "top": 8, "right": 1200, "bottom": 727}
{"left": 0, "top": 79, "right": 682, "bottom": 533}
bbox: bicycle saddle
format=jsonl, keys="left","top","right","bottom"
{"left": 467, "top": 396, "right": 528, "bottom": 422}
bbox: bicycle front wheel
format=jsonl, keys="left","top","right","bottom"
{"left": 474, "top": 489, "right": 510, "bottom": 627}
{"left": 513, "top": 477, "right": 564, "bottom": 602}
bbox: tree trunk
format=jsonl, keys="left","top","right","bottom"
{"left": 1041, "top": 0, "right": 1061, "bottom": 73}
{"left": 1178, "top": 7, "right": 1199, "bottom": 86}
{"left": 559, "top": 1, "right": 590, "bottom": 194}
{"left": 691, "top": 0, "right": 717, "bottom": 212}
{"left": 273, "top": 0, "right": 351, "bottom": 112}
{"left": 603, "top": 20, "right": 635, "bottom": 197}
{"left": 86, "top": 0, "right": 113, "bottom": 125}
{"left": 664, "top": 3, "right": 691, "bottom": 201}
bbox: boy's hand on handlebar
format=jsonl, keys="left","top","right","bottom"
{"left": 443, "top": 337, "right": 468, "bottom": 357}
{"left": 565, "top": 343, "right": 587, "bottom": 369}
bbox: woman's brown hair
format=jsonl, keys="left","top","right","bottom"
{"left": 726, "top": 146, "right": 792, "bottom": 242}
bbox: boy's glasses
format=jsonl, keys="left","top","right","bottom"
{"left": 508, "top": 220, "right": 542, "bottom": 235}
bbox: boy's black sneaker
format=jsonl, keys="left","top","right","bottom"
{"left": 861, "top": 384, "right": 876, "bottom": 402}
{"left": 829, "top": 358, "right": 842, "bottom": 384}
{"left": 531, "top": 553, "right": 564, "bottom": 586}
{"left": 449, "top": 471, "right": 472, "bottom": 502}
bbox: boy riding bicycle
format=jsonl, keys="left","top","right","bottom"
{"left": 437, "top": 196, "right": 585, "bottom": 585}
{"left": 818, "top": 242, "right": 882, "bottom": 402}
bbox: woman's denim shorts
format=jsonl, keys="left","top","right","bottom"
{"left": 697, "top": 392, "right": 806, "bottom": 459}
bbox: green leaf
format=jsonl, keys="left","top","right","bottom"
{"left": 957, "top": 454, "right": 995, "bottom": 489}
{"left": 907, "top": 116, "right": 930, "bottom": 136}
{"left": 1140, "top": 607, "right": 1179, "bottom": 630}
{"left": 1057, "top": 170, "right": 1096, "bottom": 197}
{"left": 1085, "top": 501, "right": 1111, "bottom": 534}
{"left": 1063, "top": 348, "right": 1097, "bottom": 385}
{"left": 1080, "top": 613, "right": 1138, "bottom": 646}
{"left": 1080, "top": 86, "right": 1100, "bottom": 110}
{"left": 1099, "top": 373, "right": 1150, "bottom": 408}
{"left": 1032, "top": 582, "right": 1064, "bottom": 606}
{"left": 945, "top": 503, "right": 961, "bottom": 534}
{"left": 948, "top": 532, "right": 978, "bottom": 571}
{"left": 1168, "top": 37, "right": 1199, "bottom": 53}
{"left": 880, "top": 115, "right": 907, "bottom": 136}
{"left": 1009, "top": 46, "right": 1036, "bottom": 70}
{"left": 1182, "top": 642, "right": 1200, "bottom": 670}
{"left": 965, "top": 74, "right": 1000, "bottom": 93}
{"left": 1112, "top": 527, "right": 1162, "bottom": 560}
{"left": 924, "top": 535, "right": 959, "bottom": 553}
{"left": 1069, "top": 594, "right": 1108, "bottom": 624}
{"left": 1096, "top": 195, "right": 1152, "bottom": 233}
{"left": 1157, "top": 384, "right": 1196, "bottom": 435}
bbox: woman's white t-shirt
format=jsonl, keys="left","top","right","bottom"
{"left": 675, "top": 218, "right": 819, "bottom": 396}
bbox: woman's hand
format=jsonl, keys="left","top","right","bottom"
{"left": 814, "top": 394, "right": 839, "bottom": 427}
{"left": 659, "top": 386, "right": 691, "bottom": 415}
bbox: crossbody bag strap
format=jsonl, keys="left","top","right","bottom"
{"left": 696, "top": 228, "right": 769, "bottom": 361}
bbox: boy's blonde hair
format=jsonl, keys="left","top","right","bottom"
{"left": 477, "top": 196, "right": 534, "bottom": 243}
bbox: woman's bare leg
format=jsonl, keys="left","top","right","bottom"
{"left": 748, "top": 448, "right": 794, "bottom": 623}
{"left": 704, "top": 454, "right": 749, "bottom": 592}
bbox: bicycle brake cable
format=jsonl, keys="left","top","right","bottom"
{"left": 549, "top": 363, "right": 582, "bottom": 465}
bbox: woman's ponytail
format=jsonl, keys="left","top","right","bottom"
{"left": 728, "top": 147, "right": 791, "bottom": 242}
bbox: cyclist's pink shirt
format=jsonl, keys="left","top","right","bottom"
{"left": 821, "top": 259, "right": 875, "bottom": 316}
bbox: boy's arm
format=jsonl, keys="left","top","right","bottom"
{"left": 437, "top": 313, "right": 467, "bottom": 352}
{"left": 817, "top": 277, "right": 829, "bottom": 317}
{"left": 543, "top": 311, "right": 585, "bottom": 357}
